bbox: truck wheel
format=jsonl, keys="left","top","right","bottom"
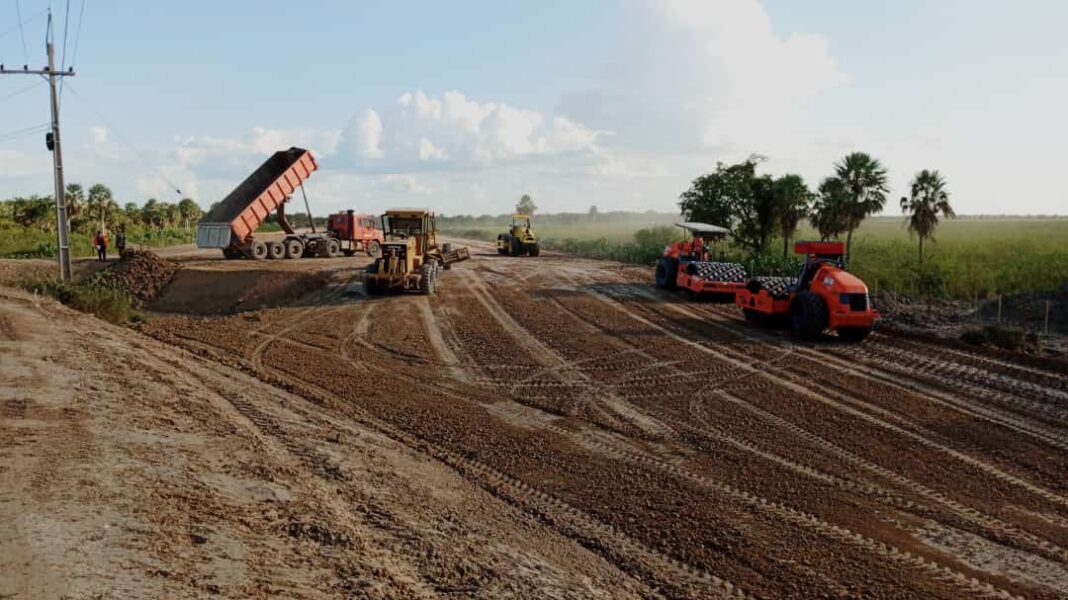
{"left": 284, "top": 239, "right": 303, "bottom": 259}
{"left": 326, "top": 239, "right": 341, "bottom": 258}
{"left": 267, "top": 241, "right": 285, "bottom": 260}
{"left": 367, "top": 241, "right": 381, "bottom": 258}
{"left": 419, "top": 263, "right": 437, "bottom": 295}
{"left": 528, "top": 244, "right": 540, "bottom": 257}
{"left": 655, "top": 257, "right": 678, "bottom": 290}
{"left": 837, "top": 326, "right": 871, "bottom": 342}
{"left": 222, "top": 247, "right": 239, "bottom": 260}
{"left": 790, "top": 291, "right": 827, "bottom": 340}
{"left": 251, "top": 241, "right": 268, "bottom": 260}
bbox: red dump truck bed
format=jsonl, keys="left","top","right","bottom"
{"left": 196, "top": 147, "right": 318, "bottom": 248}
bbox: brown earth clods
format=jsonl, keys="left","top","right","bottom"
{"left": 3, "top": 239, "right": 1068, "bottom": 599}
{"left": 94, "top": 249, "right": 180, "bottom": 305}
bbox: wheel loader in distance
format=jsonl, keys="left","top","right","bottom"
{"left": 365, "top": 208, "right": 471, "bottom": 295}
{"left": 497, "top": 214, "right": 540, "bottom": 256}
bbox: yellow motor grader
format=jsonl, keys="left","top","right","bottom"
{"left": 364, "top": 208, "right": 470, "bottom": 295}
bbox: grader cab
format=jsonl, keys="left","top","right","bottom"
{"left": 364, "top": 208, "right": 469, "bottom": 295}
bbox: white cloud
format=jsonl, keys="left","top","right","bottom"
{"left": 89, "top": 126, "right": 108, "bottom": 145}
{"left": 335, "top": 90, "right": 603, "bottom": 171}
{"left": 561, "top": 0, "right": 846, "bottom": 154}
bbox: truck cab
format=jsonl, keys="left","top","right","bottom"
{"left": 327, "top": 210, "right": 384, "bottom": 257}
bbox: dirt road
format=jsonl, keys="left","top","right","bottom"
{"left": 4, "top": 240, "right": 1068, "bottom": 599}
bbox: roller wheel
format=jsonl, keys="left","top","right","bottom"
{"left": 743, "top": 308, "right": 761, "bottom": 324}
{"left": 790, "top": 291, "right": 827, "bottom": 340}
{"left": 267, "top": 241, "right": 285, "bottom": 260}
{"left": 528, "top": 244, "right": 540, "bottom": 257}
{"left": 419, "top": 263, "right": 437, "bottom": 295}
{"left": 251, "top": 241, "right": 268, "bottom": 260}
{"left": 837, "top": 326, "right": 871, "bottom": 343}
{"left": 284, "top": 239, "right": 303, "bottom": 259}
{"left": 511, "top": 238, "right": 523, "bottom": 257}
{"left": 655, "top": 257, "right": 678, "bottom": 290}
{"left": 367, "top": 241, "right": 381, "bottom": 258}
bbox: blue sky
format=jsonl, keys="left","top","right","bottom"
{"left": 1, "top": 0, "right": 1066, "bottom": 215}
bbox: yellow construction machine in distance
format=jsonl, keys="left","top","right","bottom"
{"left": 497, "top": 214, "right": 540, "bottom": 257}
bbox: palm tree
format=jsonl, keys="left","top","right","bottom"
{"left": 774, "top": 174, "right": 812, "bottom": 258}
{"left": 901, "top": 169, "right": 955, "bottom": 265}
{"left": 87, "top": 183, "right": 114, "bottom": 232}
{"left": 834, "top": 152, "right": 889, "bottom": 262}
{"left": 65, "top": 183, "right": 85, "bottom": 226}
{"left": 810, "top": 177, "right": 849, "bottom": 241}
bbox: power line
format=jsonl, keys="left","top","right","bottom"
{"left": 0, "top": 122, "right": 49, "bottom": 142}
{"left": 60, "top": 0, "right": 70, "bottom": 70}
{"left": 0, "top": 5, "right": 45, "bottom": 40}
{"left": 69, "top": 0, "right": 84, "bottom": 68}
{"left": 13, "top": 0, "right": 30, "bottom": 64}
{"left": 0, "top": 77, "right": 43, "bottom": 101}
{"left": 62, "top": 80, "right": 186, "bottom": 198}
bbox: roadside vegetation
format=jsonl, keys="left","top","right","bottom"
{"left": 0, "top": 183, "right": 205, "bottom": 258}
{"left": 441, "top": 151, "right": 1068, "bottom": 300}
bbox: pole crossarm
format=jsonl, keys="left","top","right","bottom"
{"left": 0, "top": 68, "right": 75, "bottom": 76}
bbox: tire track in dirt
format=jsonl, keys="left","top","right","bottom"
{"left": 594, "top": 284, "right": 1068, "bottom": 513}
{"left": 252, "top": 316, "right": 739, "bottom": 600}
{"left": 533, "top": 280, "right": 1068, "bottom": 566}
{"left": 449, "top": 266, "right": 1037, "bottom": 599}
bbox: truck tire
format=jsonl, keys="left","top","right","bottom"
{"left": 655, "top": 257, "right": 678, "bottom": 290}
{"left": 326, "top": 239, "right": 341, "bottom": 258}
{"left": 837, "top": 326, "right": 871, "bottom": 342}
{"left": 419, "top": 263, "right": 437, "bottom": 295}
{"left": 284, "top": 239, "right": 303, "bottom": 259}
{"left": 251, "top": 241, "right": 268, "bottom": 260}
{"left": 267, "top": 241, "right": 285, "bottom": 260}
{"left": 791, "top": 291, "right": 827, "bottom": 340}
{"left": 367, "top": 241, "right": 381, "bottom": 258}
{"left": 222, "top": 246, "right": 240, "bottom": 260}
{"left": 528, "top": 244, "right": 540, "bottom": 257}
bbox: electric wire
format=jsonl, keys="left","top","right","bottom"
{"left": 69, "top": 0, "right": 84, "bottom": 68}
{"left": 0, "top": 122, "right": 49, "bottom": 142}
{"left": 61, "top": 80, "right": 185, "bottom": 197}
{"left": 13, "top": 0, "right": 29, "bottom": 64}
{"left": 0, "top": 5, "right": 45, "bottom": 40}
{"left": 60, "top": 0, "right": 70, "bottom": 70}
{"left": 0, "top": 77, "right": 43, "bottom": 100}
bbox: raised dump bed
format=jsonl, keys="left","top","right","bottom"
{"left": 197, "top": 147, "right": 317, "bottom": 253}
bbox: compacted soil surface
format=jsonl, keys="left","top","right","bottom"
{"left": 2, "top": 240, "right": 1068, "bottom": 599}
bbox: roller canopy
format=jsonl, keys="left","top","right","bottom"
{"left": 675, "top": 222, "right": 731, "bottom": 235}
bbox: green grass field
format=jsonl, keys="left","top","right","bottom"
{"left": 441, "top": 215, "right": 1068, "bottom": 298}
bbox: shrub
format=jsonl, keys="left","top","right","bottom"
{"left": 24, "top": 279, "right": 135, "bottom": 324}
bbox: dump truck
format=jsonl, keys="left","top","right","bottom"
{"left": 654, "top": 222, "right": 744, "bottom": 299}
{"left": 196, "top": 147, "right": 383, "bottom": 259}
{"left": 735, "top": 241, "right": 879, "bottom": 341}
{"left": 497, "top": 214, "right": 540, "bottom": 256}
{"left": 365, "top": 208, "right": 470, "bottom": 295}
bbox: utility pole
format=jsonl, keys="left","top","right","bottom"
{"left": 1, "top": 10, "right": 76, "bottom": 281}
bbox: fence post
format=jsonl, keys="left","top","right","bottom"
{"left": 997, "top": 294, "right": 1002, "bottom": 324}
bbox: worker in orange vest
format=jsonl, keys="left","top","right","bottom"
{"left": 93, "top": 230, "right": 108, "bottom": 262}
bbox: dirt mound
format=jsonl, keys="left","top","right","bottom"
{"left": 151, "top": 268, "right": 329, "bottom": 315}
{"left": 94, "top": 249, "right": 179, "bottom": 305}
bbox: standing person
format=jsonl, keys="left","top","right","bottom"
{"left": 115, "top": 226, "right": 127, "bottom": 257}
{"left": 94, "top": 230, "right": 108, "bottom": 262}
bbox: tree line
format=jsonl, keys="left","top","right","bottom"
{"left": 679, "top": 152, "right": 955, "bottom": 265}
{"left": 0, "top": 183, "right": 204, "bottom": 234}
